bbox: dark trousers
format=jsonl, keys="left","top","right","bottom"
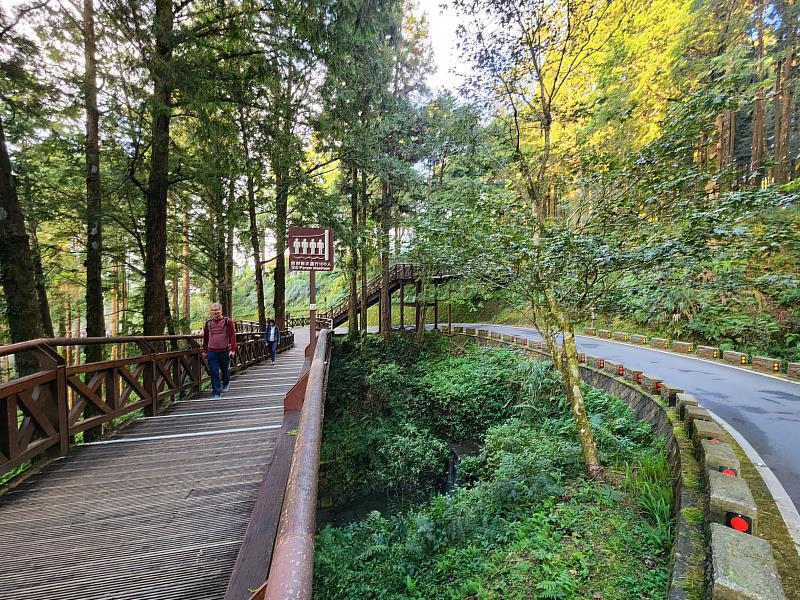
{"left": 268, "top": 341, "right": 278, "bottom": 363}
{"left": 207, "top": 351, "right": 230, "bottom": 395}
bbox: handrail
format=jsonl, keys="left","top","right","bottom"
{"left": 262, "top": 329, "right": 331, "bottom": 600}
{"left": 0, "top": 331, "right": 268, "bottom": 359}
{"left": 0, "top": 329, "right": 294, "bottom": 482}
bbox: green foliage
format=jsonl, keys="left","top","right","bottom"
{"left": 375, "top": 423, "right": 449, "bottom": 496}
{"left": 315, "top": 337, "right": 672, "bottom": 599}
{"left": 624, "top": 450, "right": 674, "bottom": 544}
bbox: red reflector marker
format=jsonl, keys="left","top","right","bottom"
{"left": 731, "top": 516, "right": 748, "bottom": 531}
{"left": 656, "top": 382, "right": 662, "bottom": 392}
{"left": 599, "top": 359, "right": 605, "bottom": 368}
{"left": 636, "top": 373, "right": 642, "bottom": 384}
{"left": 710, "top": 437, "right": 719, "bottom": 443}
{"left": 726, "top": 512, "right": 752, "bottom": 534}
{"left": 618, "top": 366, "right": 624, "bottom": 375}
{"left": 720, "top": 467, "right": 738, "bottom": 476}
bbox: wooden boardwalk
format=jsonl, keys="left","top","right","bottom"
{"left": 0, "top": 329, "right": 309, "bottom": 600}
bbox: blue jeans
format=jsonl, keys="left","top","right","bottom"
{"left": 207, "top": 351, "right": 230, "bottom": 395}
{"left": 268, "top": 341, "right": 278, "bottom": 363}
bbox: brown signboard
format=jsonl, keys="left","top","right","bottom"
{"left": 288, "top": 227, "right": 334, "bottom": 271}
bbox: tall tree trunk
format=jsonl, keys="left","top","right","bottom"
{"left": 120, "top": 263, "right": 129, "bottom": 336}
{"left": 273, "top": 165, "right": 288, "bottom": 330}
{"left": 379, "top": 180, "right": 391, "bottom": 338}
{"left": 542, "top": 290, "right": 603, "bottom": 480}
{"left": 111, "top": 261, "right": 119, "bottom": 335}
{"left": 172, "top": 270, "right": 179, "bottom": 322}
{"left": 121, "top": 264, "right": 128, "bottom": 359}
{"left": 751, "top": 0, "right": 766, "bottom": 186}
{"left": 537, "top": 101, "right": 552, "bottom": 220}
{"left": 111, "top": 260, "right": 119, "bottom": 358}
{"left": 84, "top": 0, "right": 104, "bottom": 363}
{"left": 225, "top": 178, "right": 234, "bottom": 316}
{"left": 241, "top": 113, "right": 266, "bottom": 330}
{"left": 214, "top": 196, "right": 228, "bottom": 314}
{"left": 143, "top": 0, "right": 173, "bottom": 336}
{"left": 775, "top": 49, "right": 795, "bottom": 184}
{"left": 359, "top": 170, "right": 368, "bottom": 335}
{"left": 181, "top": 216, "right": 190, "bottom": 332}
{"left": 29, "top": 228, "right": 54, "bottom": 337}
{"left": 246, "top": 180, "right": 266, "bottom": 329}
{"left": 348, "top": 165, "right": 359, "bottom": 338}
{"left": 20, "top": 181, "right": 54, "bottom": 338}
{"left": 716, "top": 110, "right": 736, "bottom": 187}
{"left": 65, "top": 300, "right": 72, "bottom": 366}
{"left": 165, "top": 285, "right": 176, "bottom": 336}
{"left": 0, "top": 116, "right": 44, "bottom": 376}
{"left": 777, "top": 52, "right": 795, "bottom": 184}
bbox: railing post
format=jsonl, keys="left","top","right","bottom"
{"left": 434, "top": 284, "right": 439, "bottom": 331}
{"left": 137, "top": 341, "right": 159, "bottom": 417}
{"left": 187, "top": 338, "right": 202, "bottom": 396}
{"left": 448, "top": 300, "right": 452, "bottom": 332}
{"left": 400, "top": 282, "right": 405, "bottom": 330}
{"left": 31, "top": 344, "right": 68, "bottom": 458}
{"left": 105, "top": 366, "right": 119, "bottom": 414}
{"left": 415, "top": 281, "right": 423, "bottom": 331}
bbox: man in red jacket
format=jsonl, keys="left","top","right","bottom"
{"left": 202, "top": 302, "right": 237, "bottom": 398}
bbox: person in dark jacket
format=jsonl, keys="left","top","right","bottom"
{"left": 264, "top": 318, "right": 280, "bottom": 365}
{"left": 202, "top": 302, "right": 237, "bottom": 398}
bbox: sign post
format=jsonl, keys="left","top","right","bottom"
{"left": 288, "top": 227, "right": 334, "bottom": 354}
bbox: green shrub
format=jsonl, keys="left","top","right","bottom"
{"left": 375, "top": 423, "right": 449, "bottom": 497}
{"left": 315, "top": 335, "right": 673, "bottom": 599}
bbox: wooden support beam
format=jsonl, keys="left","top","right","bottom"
{"left": 400, "top": 283, "right": 405, "bottom": 330}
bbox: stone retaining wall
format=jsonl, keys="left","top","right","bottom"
{"left": 724, "top": 350, "right": 749, "bottom": 366}
{"left": 651, "top": 337, "right": 670, "bottom": 350}
{"left": 696, "top": 345, "right": 721, "bottom": 359}
{"left": 752, "top": 356, "right": 782, "bottom": 374}
{"left": 671, "top": 341, "right": 694, "bottom": 353}
{"left": 451, "top": 328, "right": 788, "bottom": 599}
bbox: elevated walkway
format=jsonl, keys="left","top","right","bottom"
{"left": 319, "top": 263, "right": 452, "bottom": 329}
{"left": 0, "top": 329, "right": 308, "bottom": 599}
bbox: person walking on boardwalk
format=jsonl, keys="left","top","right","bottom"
{"left": 265, "top": 318, "right": 280, "bottom": 365}
{"left": 203, "top": 302, "right": 237, "bottom": 398}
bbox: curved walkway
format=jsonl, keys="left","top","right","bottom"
{"left": 0, "top": 329, "right": 308, "bottom": 600}
{"left": 469, "top": 324, "right": 800, "bottom": 513}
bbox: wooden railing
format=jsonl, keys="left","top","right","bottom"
{"left": 287, "top": 317, "right": 312, "bottom": 328}
{"left": 0, "top": 329, "right": 294, "bottom": 482}
{"left": 260, "top": 329, "right": 332, "bottom": 600}
{"left": 236, "top": 320, "right": 267, "bottom": 334}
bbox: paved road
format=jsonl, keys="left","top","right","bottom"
{"left": 466, "top": 324, "right": 800, "bottom": 512}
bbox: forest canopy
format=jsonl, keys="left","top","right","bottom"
{"left": 0, "top": 0, "right": 798, "bottom": 372}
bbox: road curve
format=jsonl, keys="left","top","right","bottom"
{"left": 465, "top": 323, "right": 800, "bottom": 515}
